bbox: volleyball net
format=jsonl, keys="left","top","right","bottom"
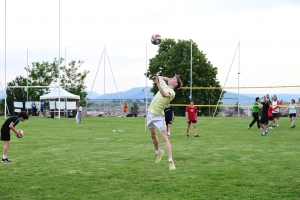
{"left": 171, "top": 85, "right": 300, "bottom": 117}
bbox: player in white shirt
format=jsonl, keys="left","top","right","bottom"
{"left": 76, "top": 102, "right": 83, "bottom": 124}
{"left": 272, "top": 96, "right": 280, "bottom": 127}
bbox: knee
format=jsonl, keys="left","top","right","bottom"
{"left": 161, "top": 134, "right": 168, "bottom": 142}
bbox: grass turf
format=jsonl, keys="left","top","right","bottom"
{"left": 0, "top": 116, "right": 299, "bottom": 199}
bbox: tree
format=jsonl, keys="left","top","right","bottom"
{"left": 146, "top": 39, "right": 224, "bottom": 116}
{"left": 24, "top": 58, "right": 89, "bottom": 105}
{"left": 130, "top": 102, "right": 139, "bottom": 116}
{"left": 60, "top": 60, "right": 89, "bottom": 106}
{"left": 6, "top": 76, "right": 28, "bottom": 113}
{"left": 4, "top": 58, "right": 89, "bottom": 115}
{"left": 25, "top": 58, "right": 60, "bottom": 100}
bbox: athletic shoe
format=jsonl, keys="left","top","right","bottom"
{"left": 1, "top": 158, "right": 12, "bottom": 162}
{"left": 265, "top": 131, "right": 269, "bottom": 136}
{"left": 195, "top": 134, "right": 200, "bottom": 137}
{"left": 291, "top": 125, "right": 295, "bottom": 128}
{"left": 248, "top": 126, "right": 251, "bottom": 129}
{"left": 169, "top": 161, "right": 176, "bottom": 170}
{"left": 259, "top": 128, "right": 263, "bottom": 130}
{"left": 186, "top": 134, "right": 189, "bottom": 137}
{"left": 277, "top": 124, "right": 280, "bottom": 128}
{"left": 155, "top": 150, "right": 164, "bottom": 164}
{"left": 167, "top": 133, "right": 170, "bottom": 138}
{"left": 273, "top": 124, "right": 276, "bottom": 127}
{"left": 268, "top": 126, "right": 273, "bottom": 129}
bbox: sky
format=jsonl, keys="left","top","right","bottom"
{"left": 0, "top": 0, "right": 300, "bottom": 96}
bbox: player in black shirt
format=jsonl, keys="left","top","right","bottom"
{"left": 1, "top": 111, "right": 29, "bottom": 162}
{"left": 260, "top": 96, "right": 270, "bottom": 136}
{"left": 164, "top": 104, "right": 174, "bottom": 138}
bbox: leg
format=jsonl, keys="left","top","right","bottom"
{"left": 3, "top": 141, "right": 10, "bottom": 156}
{"left": 255, "top": 113, "right": 260, "bottom": 129}
{"left": 149, "top": 128, "right": 159, "bottom": 151}
{"left": 159, "top": 130, "right": 172, "bottom": 159}
{"left": 193, "top": 123, "right": 197, "bottom": 135}
{"left": 291, "top": 116, "right": 295, "bottom": 127}
{"left": 168, "top": 124, "right": 171, "bottom": 133}
{"left": 186, "top": 123, "right": 191, "bottom": 134}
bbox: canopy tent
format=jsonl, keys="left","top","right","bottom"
{"left": 39, "top": 86, "right": 80, "bottom": 118}
{"left": 40, "top": 86, "right": 80, "bottom": 100}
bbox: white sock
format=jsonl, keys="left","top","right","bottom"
{"left": 167, "top": 132, "right": 170, "bottom": 135}
{"left": 3, "top": 155, "right": 7, "bottom": 159}
{"left": 168, "top": 158, "right": 173, "bottom": 162}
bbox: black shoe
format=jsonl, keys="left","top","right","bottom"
{"left": 1, "top": 158, "right": 12, "bottom": 163}
{"left": 186, "top": 134, "right": 189, "bottom": 137}
{"left": 291, "top": 125, "right": 295, "bottom": 128}
{"left": 195, "top": 134, "right": 200, "bottom": 137}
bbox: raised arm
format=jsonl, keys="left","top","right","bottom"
{"left": 153, "top": 76, "right": 170, "bottom": 98}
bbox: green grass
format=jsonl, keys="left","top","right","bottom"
{"left": 0, "top": 116, "right": 299, "bottom": 200}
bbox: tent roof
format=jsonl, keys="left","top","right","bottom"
{"left": 40, "top": 86, "right": 80, "bottom": 100}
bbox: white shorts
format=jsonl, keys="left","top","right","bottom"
{"left": 147, "top": 112, "right": 165, "bottom": 131}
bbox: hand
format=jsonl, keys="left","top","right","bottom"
{"left": 152, "top": 76, "right": 159, "bottom": 84}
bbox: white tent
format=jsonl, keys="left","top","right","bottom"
{"left": 39, "top": 86, "right": 80, "bottom": 118}
{"left": 40, "top": 86, "right": 80, "bottom": 100}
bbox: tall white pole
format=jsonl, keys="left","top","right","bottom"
{"left": 190, "top": 40, "right": 192, "bottom": 100}
{"left": 103, "top": 46, "right": 106, "bottom": 116}
{"left": 237, "top": 39, "right": 241, "bottom": 117}
{"left": 4, "top": 0, "right": 7, "bottom": 118}
{"left": 58, "top": 0, "right": 61, "bottom": 119}
{"left": 64, "top": 47, "right": 66, "bottom": 88}
{"left": 145, "top": 43, "right": 148, "bottom": 131}
{"left": 26, "top": 49, "right": 28, "bottom": 113}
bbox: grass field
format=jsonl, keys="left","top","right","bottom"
{"left": 0, "top": 116, "right": 299, "bottom": 200}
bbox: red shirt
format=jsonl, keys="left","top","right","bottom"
{"left": 186, "top": 106, "right": 197, "bottom": 121}
{"left": 268, "top": 106, "right": 273, "bottom": 117}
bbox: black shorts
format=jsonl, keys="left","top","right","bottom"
{"left": 260, "top": 116, "right": 268, "bottom": 125}
{"left": 272, "top": 113, "right": 279, "bottom": 119}
{"left": 1, "top": 127, "right": 10, "bottom": 141}
{"left": 268, "top": 116, "right": 274, "bottom": 121}
{"left": 165, "top": 119, "right": 172, "bottom": 125}
{"left": 188, "top": 120, "right": 197, "bottom": 124}
{"left": 289, "top": 113, "right": 296, "bottom": 118}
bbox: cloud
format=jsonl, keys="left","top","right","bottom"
{"left": 0, "top": 0, "right": 299, "bottom": 95}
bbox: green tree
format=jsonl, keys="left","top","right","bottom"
{"left": 60, "top": 60, "right": 90, "bottom": 106}
{"left": 25, "top": 58, "right": 60, "bottom": 100}
{"left": 6, "top": 76, "right": 28, "bottom": 113}
{"left": 24, "top": 58, "right": 89, "bottom": 105}
{"left": 146, "top": 39, "right": 223, "bottom": 116}
{"left": 130, "top": 102, "right": 139, "bottom": 116}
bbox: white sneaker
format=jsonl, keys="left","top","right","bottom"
{"left": 248, "top": 126, "right": 251, "bottom": 129}
{"left": 167, "top": 133, "right": 170, "bottom": 138}
{"left": 268, "top": 126, "right": 273, "bottom": 129}
{"left": 277, "top": 124, "right": 280, "bottom": 128}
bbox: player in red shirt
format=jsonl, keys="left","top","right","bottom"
{"left": 267, "top": 101, "right": 274, "bottom": 129}
{"left": 185, "top": 100, "right": 199, "bottom": 137}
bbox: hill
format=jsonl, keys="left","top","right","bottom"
{"left": 1, "top": 88, "right": 298, "bottom": 104}
{"left": 92, "top": 87, "right": 153, "bottom": 99}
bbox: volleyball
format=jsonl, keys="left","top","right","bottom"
{"left": 151, "top": 34, "right": 162, "bottom": 45}
{"left": 17, "top": 130, "right": 24, "bottom": 138}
